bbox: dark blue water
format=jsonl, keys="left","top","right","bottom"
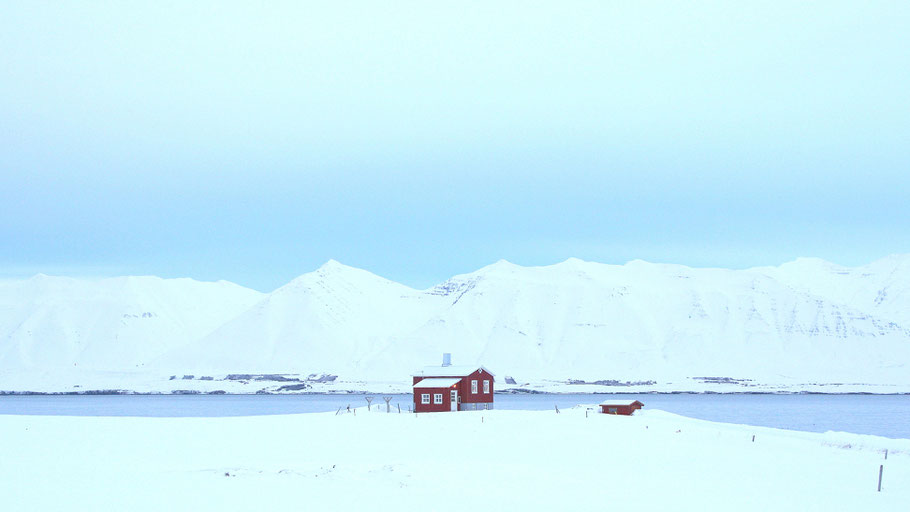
{"left": 1, "top": 393, "right": 908, "bottom": 439}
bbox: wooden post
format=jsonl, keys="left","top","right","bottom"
{"left": 383, "top": 396, "right": 392, "bottom": 413}
{"left": 365, "top": 396, "right": 374, "bottom": 411}
{"left": 884, "top": 449, "right": 888, "bottom": 460}
{"left": 555, "top": 405, "right": 560, "bottom": 414}
{"left": 878, "top": 464, "right": 883, "bottom": 492}
{"left": 335, "top": 406, "right": 342, "bottom": 416}
{"left": 752, "top": 435, "right": 755, "bottom": 442}
{"left": 397, "top": 403, "right": 401, "bottom": 413}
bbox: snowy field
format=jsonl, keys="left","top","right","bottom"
{"left": 2, "top": 407, "right": 907, "bottom": 511}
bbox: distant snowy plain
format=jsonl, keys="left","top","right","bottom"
{"left": 2, "top": 256, "right": 909, "bottom": 393}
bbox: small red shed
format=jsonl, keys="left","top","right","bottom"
{"left": 599, "top": 400, "right": 644, "bottom": 415}
{"left": 413, "top": 354, "right": 494, "bottom": 413}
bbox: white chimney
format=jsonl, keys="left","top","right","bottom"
{"left": 442, "top": 353, "right": 452, "bottom": 367}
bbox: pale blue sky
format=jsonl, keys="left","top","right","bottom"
{"left": 2, "top": 2, "right": 909, "bottom": 291}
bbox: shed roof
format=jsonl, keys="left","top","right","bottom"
{"left": 599, "top": 400, "right": 644, "bottom": 407}
{"left": 413, "top": 377, "right": 463, "bottom": 389}
{"left": 414, "top": 365, "right": 496, "bottom": 378}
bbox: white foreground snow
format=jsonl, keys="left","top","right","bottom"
{"left": 1, "top": 408, "right": 907, "bottom": 511}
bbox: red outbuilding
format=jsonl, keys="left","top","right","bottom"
{"left": 599, "top": 400, "right": 644, "bottom": 415}
{"left": 413, "top": 354, "right": 494, "bottom": 413}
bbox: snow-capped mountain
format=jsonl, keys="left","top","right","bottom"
{"left": 0, "top": 275, "right": 263, "bottom": 371}
{"left": 751, "top": 255, "right": 910, "bottom": 329}
{"left": 155, "top": 260, "right": 449, "bottom": 374}
{"left": 2, "top": 256, "right": 910, "bottom": 391}
{"left": 155, "top": 256, "right": 910, "bottom": 386}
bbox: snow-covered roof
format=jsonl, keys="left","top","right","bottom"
{"left": 413, "top": 377, "right": 462, "bottom": 389}
{"left": 599, "top": 400, "right": 644, "bottom": 406}
{"left": 413, "top": 365, "right": 496, "bottom": 378}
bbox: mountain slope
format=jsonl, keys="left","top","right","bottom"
{"left": 2, "top": 256, "right": 910, "bottom": 390}
{"left": 152, "top": 260, "right": 450, "bottom": 373}
{"left": 0, "top": 274, "right": 264, "bottom": 371}
{"left": 751, "top": 254, "right": 910, "bottom": 328}
{"left": 403, "top": 258, "right": 910, "bottom": 382}
{"left": 155, "top": 257, "right": 910, "bottom": 385}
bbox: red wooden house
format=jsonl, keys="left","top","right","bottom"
{"left": 599, "top": 400, "right": 644, "bottom": 415}
{"left": 413, "top": 354, "right": 494, "bottom": 413}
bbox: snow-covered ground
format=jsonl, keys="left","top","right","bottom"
{"left": 1, "top": 407, "right": 906, "bottom": 511}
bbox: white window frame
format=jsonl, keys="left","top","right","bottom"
{"left": 471, "top": 380, "right": 478, "bottom": 394}
{"left": 421, "top": 393, "right": 430, "bottom": 404}
{"left": 434, "top": 393, "right": 443, "bottom": 404}
{"left": 483, "top": 380, "right": 490, "bottom": 393}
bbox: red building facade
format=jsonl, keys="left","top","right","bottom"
{"left": 413, "top": 363, "right": 494, "bottom": 413}
{"left": 599, "top": 400, "right": 644, "bottom": 415}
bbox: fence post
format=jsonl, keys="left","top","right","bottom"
{"left": 878, "top": 464, "right": 883, "bottom": 492}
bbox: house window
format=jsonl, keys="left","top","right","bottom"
{"left": 421, "top": 394, "right": 430, "bottom": 404}
{"left": 471, "top": 380, "right": 478, "bottom": 394}
{"left": 483, "top": 380, "right": 490, "bottom": 393}
{"left": 608, "top": 407, "right": 618, "bottom": 414}
{"left": 434, "top": 393, "right": 443, "bottom": 404}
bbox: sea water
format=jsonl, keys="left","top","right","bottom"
{"left": 1, "top": 393, "right": 907, "bottom": 439}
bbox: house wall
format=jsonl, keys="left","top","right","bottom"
{"left": 414, "top": 387, "right": 455, "bottom": 413}
{"left": 457, "top": 369, "right": 494, "bottom": 405}
{"left": 458, "top": 401, "right": 494, "bottom": 411}
{"left": 413, "top": 368, "right": 494, "bottom": 412}
{"left": 600, "top": 403, "right": 643, "bottom": 415}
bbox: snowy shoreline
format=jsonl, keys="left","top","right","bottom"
{"left": 4, "top": 370, "right": 909, "bottom": 396}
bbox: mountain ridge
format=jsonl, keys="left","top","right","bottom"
{"left": 2, "top": 255, "right": 909, "bottom": 390}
